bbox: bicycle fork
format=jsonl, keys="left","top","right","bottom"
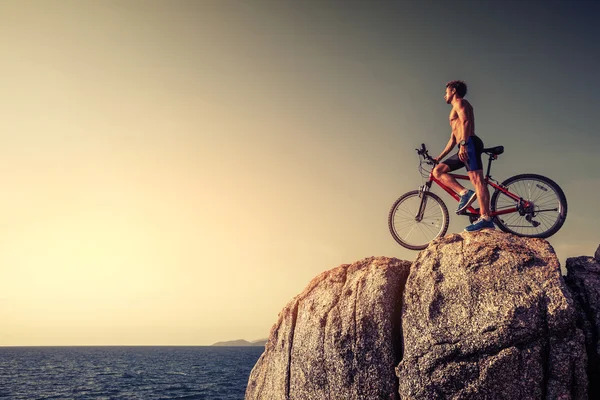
{"left": 415, "top": 181, "right": 433, "bottom": 222}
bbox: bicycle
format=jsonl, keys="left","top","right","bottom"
{"left": 388, "top": 143, "right": 568, "bottom": 250}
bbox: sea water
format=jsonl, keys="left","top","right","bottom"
{"left": 0, "top": 346, "right": 264, "bottom": 400}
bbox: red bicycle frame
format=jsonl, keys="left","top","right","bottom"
{"left": 428, "top": 172, "right": 526, "bottom": 217}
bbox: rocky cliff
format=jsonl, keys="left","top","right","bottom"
{"left": 398, "top": 231, "right": 586, "bottom": 399}
{"left": 246, "top": 257, "right": 411, "bottom": 399}
{"left": 246, "top": 231, "right": 598, "bottom": 399}
{"left": 564, "top": 245, "right": 600, "bottom": 400}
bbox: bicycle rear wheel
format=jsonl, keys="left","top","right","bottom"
{"left": 388, "top": 190, "right": 449, "bottom": 250}
{"left": 490, "top": 174, "right": 567, "bottom": 238}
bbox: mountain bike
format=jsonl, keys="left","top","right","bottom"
{"left": 388, "top": 143, "right": 568, "bottom": 250}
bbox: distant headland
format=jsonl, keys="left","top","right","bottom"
{"left": 211, "top": 338, "right": 267, "bottom": 347}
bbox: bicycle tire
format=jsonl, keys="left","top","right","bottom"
{"left": 490, "top": 173, "right": 567, "bottom": 238}
{"left": 388, "top": 190, "right": 449, "bottom": 250}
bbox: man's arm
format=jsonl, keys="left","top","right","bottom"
{"left": 455, "top": 101, "right": 473, "bottom": 162}
{"left": 455, "top": 101, "right": 473, "bottom": 143}
{"left": 435, "top": 134, "right": 456, "bottom": 161}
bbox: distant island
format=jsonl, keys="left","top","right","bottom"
{"left": 211, "top": 338, "right": 268, "bottom": 347}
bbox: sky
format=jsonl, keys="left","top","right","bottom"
{"left": 0, "top": 0, "right": 598, "bottom": 346}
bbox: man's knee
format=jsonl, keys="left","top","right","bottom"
{"left": 433, "top": 164, "right": 449, "bottom": 179}
{"left": 468, "top": 170, "right": 485, "bottom": 184}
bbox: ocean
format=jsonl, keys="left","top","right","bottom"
{"left": 0, "top": 346, "right": 264, "bottom": 400}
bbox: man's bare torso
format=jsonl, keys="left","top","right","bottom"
{"left": 449, "top": 99, "right": 476, "bottom": 141}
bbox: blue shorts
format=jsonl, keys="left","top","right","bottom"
{"left": 442, "top": 136, "right": 484, "bottom": 172}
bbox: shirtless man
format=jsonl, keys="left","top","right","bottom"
{"left": 432, "top": 80, "right": 494, "bottom": 232}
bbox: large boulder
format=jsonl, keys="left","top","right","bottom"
{"left": 397, "top": 230, "right": 587, "bottom": 399}
{"left": 245, "top": 256, "right": 411, "bottom": 400}
{"left": 247, "top": 232, "right": 591, "bottom": 399}
{"left": 565, "top": 248, "right": 600, "bottom": 399}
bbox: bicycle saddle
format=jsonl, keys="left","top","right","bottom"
{"left": 483, "top": 146, "right": 504, "bottom": 155}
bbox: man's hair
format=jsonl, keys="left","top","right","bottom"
{"left": 446, "top": 80, "right": 467, "bottom": 98}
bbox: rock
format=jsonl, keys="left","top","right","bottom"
{"left": 595, "top": 244, "right": 600, "bottom": 261}
{"left": 565, "top": 254, "right": 600, "bottom": 399}
{"left": 245, "top": 256, "right": 411, "bottom": 400}
{"left": 397, "top": 230, "right": 587, "bottom": 399}
{"left": 246, "top": 232, "right": 591, "bottom": 399}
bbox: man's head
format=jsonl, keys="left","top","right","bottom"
{"left": 444, "top": 80, "right": 467, "bottom": 104}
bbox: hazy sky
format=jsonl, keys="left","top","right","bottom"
{"left": 1, "top": 1, "right": 598, "bottom": 346}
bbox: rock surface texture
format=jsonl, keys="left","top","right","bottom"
{"left": 398, "top": 230, "right": 586, "bottom": 399}
{"left": 245, "top": 257, "right": 411, "bottom": 400}
{"left": 565, "top": 251, "right": 600, "bottom": 399}
{"left": 246, "top": 232, "right": 595, "bottom": 399}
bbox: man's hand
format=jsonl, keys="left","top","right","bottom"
{"left": 458, "top": 145, "right": 469, "bottom": 163}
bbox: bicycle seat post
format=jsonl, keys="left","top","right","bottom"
{"left": 486, "top": 154, "right": 494, "bottom": 179}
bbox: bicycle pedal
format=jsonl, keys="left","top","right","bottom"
{"left": 457, "top": 210, "right": 475, "bottom": 216}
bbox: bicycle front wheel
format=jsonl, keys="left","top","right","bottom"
{"left": 491, "top": 174, "right": 567, "bottom": 238}
{"left": 388, "top": 190, "right": 449, "bottom": 250}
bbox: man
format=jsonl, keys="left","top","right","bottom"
{"left": 433, "top": 80, "right": 494, "bottom": 232}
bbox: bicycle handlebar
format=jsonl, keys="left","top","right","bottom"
{"left": 415, "top": 143, "right": 437, "bottom": 166}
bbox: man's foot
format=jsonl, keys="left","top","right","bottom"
{"left": 465, "top": 217, "right": 495, "bottom": 232}
{"left": 456, "top": 189, "right": 477, "bottom": 214}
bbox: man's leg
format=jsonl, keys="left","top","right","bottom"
{"left": 434, "top": 161, "right": 477, "bottom": 213}
{"left": 433, "top": 163, "right": 465, "bottom": 194}
{"left": 464, "top": 170, "right": 495, "bottom": 231}
{"left": 468, "top": 170, "right": 490, "bottom": 217}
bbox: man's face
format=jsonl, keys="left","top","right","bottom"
{"left": 444, "top": 87, "right": 455, "bottom": 104}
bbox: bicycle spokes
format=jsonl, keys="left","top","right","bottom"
{"left": 491, "top": 176, "right": 566, "bottom": 237}
{"left": 389, "top": 191, "right": 449, "bottom": 250}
